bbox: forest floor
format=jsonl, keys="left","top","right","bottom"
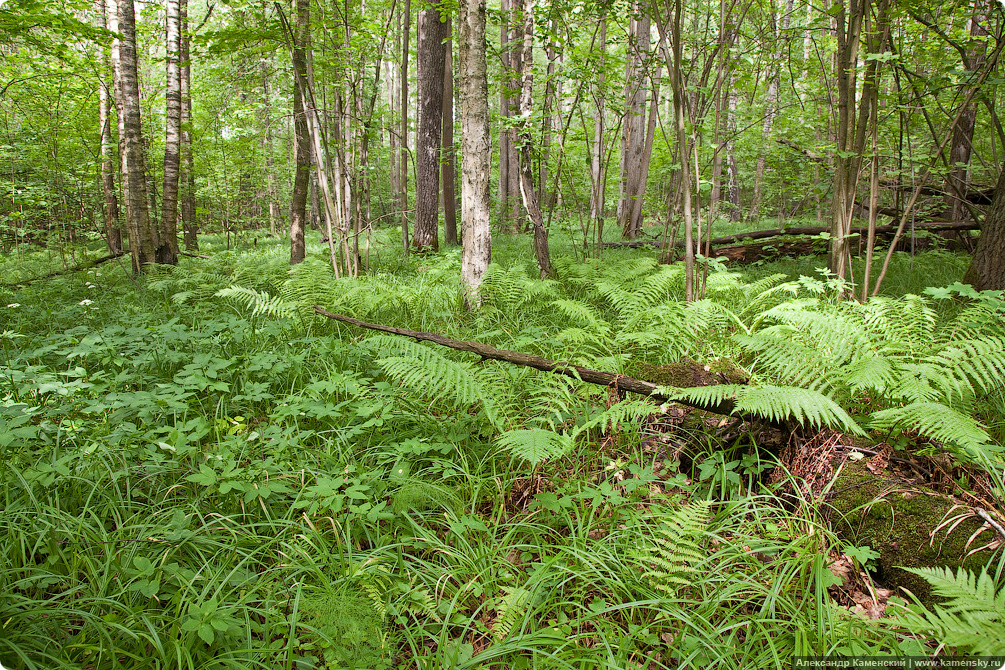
{"left": 1, "top": 225, "right": 1003, "bottom": 669}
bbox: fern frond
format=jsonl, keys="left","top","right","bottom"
{"left": 496, "top": 428, "right": 572, "bottom": 465}
{"left": 892, "top": 567, "right": 1005, "bottom": 655}
{"left": 662, "top": 384, "right": 863, "bottom": 434}
{"left": 868, "top": 402, "right": 991, "bottom": 455}
{"left": 573, "top": 399, "right": 655, "bottom": 439}
{"left": 491, "top": 585, "right": 532, "bottom": 642}
{"left": 929, "top": 336, "right": 1005, "bottom": 397}
{"left": 215, "top": 285, "right": 296, "bottom": 318}
{"left": 550, "top": 299, "right": 605, "bottom": 328}
{"left": 639, "top": 499, "right": 713, "bottom": 595}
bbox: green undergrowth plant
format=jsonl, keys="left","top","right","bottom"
{"left": 1, "top": 233, "right": 1000, "bottom": 667}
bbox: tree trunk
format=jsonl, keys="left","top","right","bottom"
{"left": 97, "top": 0, "right": 122, "bottom": 254}
{"left": 516, "top": 0, "right": 553, "bottom": 279}
{"left": 589, "top": 19, "right": 607, "bottom": 248}
{"left": 289, "top": 0, "right": 310, "bottom": 265}
{"left": 963, "top": 164, "right": 1005, "bottom": 290}
{"left": 618, "top": 4, "right": 651, "bottom": 239}
{"left": 498, "top": 0, "right": 511, "bottom": 229}
{"left": 262, "top": 61, "right": 280, "bottom": 236}
{"left": 160, "top": 0, "right": 182, "bottom": 265}
{"left": 400, "top": 0, "right": 411, "bottom": 257}
{"left": 442, "top": 22, "right": 458, "bottom": 246}
{"left": 113, "top": 0, "right": 157, "bottom": 274}
{"left": 459, "top": 0, "right": 492, "bottom": 307}
{"left": 180, "top": 0, "right": 198, "bottom": 252}
{"left": 945, "top": 12, "right": 988, "bottom": 221}
{"left": 413, "top": 3, "right": 448, "bottom": 252}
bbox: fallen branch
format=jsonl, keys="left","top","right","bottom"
{"left": 603, "top": 220, "right": 979, "bottom": 250}
{"left": 312, "top": 306, "right": 739, "bottom": 417}
{"left": 2, "top": 251, "right": 127, "bottom": 289}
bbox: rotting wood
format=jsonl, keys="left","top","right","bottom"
{"left": 312, "top": 306, "right": 740, "bottom": 416}
{"left": 603, "top": 220, "right": 980, "bottom": 250}
{"left": 2, "top": 252, "right": 127, "bottom": 289}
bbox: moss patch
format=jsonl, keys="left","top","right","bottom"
{"left": 636, "top": 358, "right": 747, "bottom": 388}
{"left": 826, "top": 459, "right": 997, "bottom": 606}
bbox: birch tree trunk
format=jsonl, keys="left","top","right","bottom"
{"left": 113, "top": 0, "right": 157, "bottom": 273}
{"left": 459, "top": 0, "right": 491, "bottom": 307}
{"left": 413, "top": 3, "right": 448, "bottom": 252}
{"left": 400, "top": 0, "right": 411, "bottom": 257}
{"left": 180, "top": 0, "right": 198, "bottom": 251}
{"left": 160, "top": 0, "right": 182, "bottom": 265}
{"left": 516, "top": 0, "right": 553, "bottom": 278}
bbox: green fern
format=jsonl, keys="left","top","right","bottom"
{"left": 496, "top": 428, "right": 572, "bottom": 465}
{"left": 639, "top": 499, "right": 713, "bottom": 595}
{"left": 663, "top": 384, "right": 864, "bottom": 435}
{"left": 491, "top": 585, "right": 532, "bottom": 642}
{"left": 215, "top": 285, "right": 296, "bottom": 318}
{"left": 868, "top": 402, "right": 992, "bottom": 456}
{"left": 891, "top": 566, "right": 1005, "bottom": 655}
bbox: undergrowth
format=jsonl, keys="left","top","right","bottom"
{"left": 1, "top": 231, "right": 1003, "bottom": 668}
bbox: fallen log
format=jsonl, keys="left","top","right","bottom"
{"left": 603, "top": 220, "right": 980, "bottom": 250}
{"left": 1, "top": 251, "right": 127, "bottom": 289}
{"left": 312, "top": 306, "right": 740, "bottom": 417}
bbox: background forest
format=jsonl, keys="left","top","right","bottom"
{"left": 2, "top": 0, "right": 1005, "bottom": 667}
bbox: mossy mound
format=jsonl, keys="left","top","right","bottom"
{"left": 825, "top": 459, "right": 998, "bottom": 606}
{"left": 636, "top": 358, "right": 747, "bottom": 388}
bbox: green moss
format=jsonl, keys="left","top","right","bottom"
{"left": 826, "top": 460, "right": 996, "bottom": 606}
{"left": 636, "top": 358, "right": 747, "bottom": 389}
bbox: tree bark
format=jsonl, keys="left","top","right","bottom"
{"left": 589, "top": 19, "right": 607, "bottom": 246}
{"left": 160, "top": 0, "right": 182, "bottom": 265}
{"left": 400, "top": 0, "right": 412, "bottom": 257}
{"left": 442, "top": 21, "right": 458, "bottom": 246}
{"left": 312, "top": 307, "right": 739, "bottom": 417}
{"left": 97, "top": 0, "right": 122, "bottom": 254}
{"left": 458, "top": 0, "right": 491, "bottom": 307}
{"left": 498, "top": 0, "right": 512, "bottom": 229}
{"left": 262, "top": 60, "right": 280, "bottom": 236}
{"left": 516, "top": 0, "right": 553, "bottom": 279}
{"left": 413, "top": 3, "right": 448, "bottom": 252}
{"left": 113, "top": 0, "right": 157, "bottom": 274}
{"left": 963, "top": 164, "right": 1005, "bottom": 291}
{"left": 945, "top": 11, "right": 988, "bottom": 222}
{"left": 289, "top": 0, "right": 310, "bottom": 265}
{"left": 618, "top": 4, "right": 651, "bottom": 239}
{"left": 180, "top": 0, "right": 198, "bottom": 252}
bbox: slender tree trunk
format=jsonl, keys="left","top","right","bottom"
{"left": 507, "top": 0, "right": 523, "bottom": 230}
{"left": 400, "top": 0, "right": 411, "bottom": 257}
{"left": 113, "top": 0, "right": 156, "bottom": 273}
{"left": 516, "top": 0, "right": 553, "bottom": 278}
{"left": 442, "top": 23, "right": 458, "bottom": 246}
{"left": 459, "top": 0, "right": 491, "bottom": 306}
{"left": 413, "top": 3, "right": 448, "bottom": 252}
{"left": 498, "top": 0, "right": 511, "bottom": 229}
{"left": 630, "top": 59, "right": 661, "bottom": 238}
{"left": 589, "top": 19, "right": 607, "bottom": 246}
{"left": 540, "top": 15, "right": 559, "bottom": 207}
{"left": 180, "top": 0, "right": 198, "bottom": 251}
{"left": 262, "top": 61, "right": 280, "bottom": 236}
{"left": 97, "top": 0, "right": 122, "bottom": 254}
{"left": 619, "top": 4, "right": 651, "bottom": 239}
{"left": 160, "top": 0, "right": 182, "bottom": 265}
{"left": 289, "top": 0, "right": 310, "bottom": 265}
{"left": 945, "top": 11, "right": 988, "bottom": 221}
{"left": 749, "top": 1, "right": 791, "bottom": 221}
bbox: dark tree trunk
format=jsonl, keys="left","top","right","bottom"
{"left": 413, "top": 3, "right": 449, "bottom": 252}
{"left": 289, "top": 0, "right": 310, "bottom": 265}
{"left": 964, "top": 165, "right": 1005, "bottom": 291}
